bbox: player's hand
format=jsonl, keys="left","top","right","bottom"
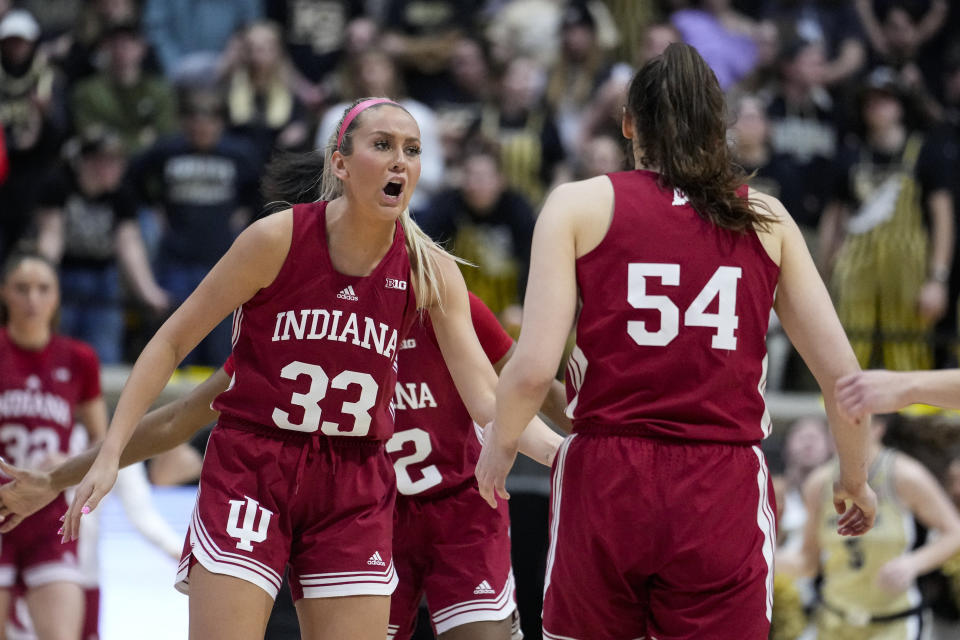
{"left": 474, "top": 421, "right": 519, "bottom": 509}
{"left": 836, "top": 370, "right": 910, "bottom": 419}
{"left": 876, "top": 554, "right": 918, "bottom": 593}
{"left": 61, "top": 452, "right": 118, "bottom": 543}
{"left": 0, "top": 457, "right": 58, "bottom": 533}
{"left": 833, "top": 481, "right": 877, "bottom": 536}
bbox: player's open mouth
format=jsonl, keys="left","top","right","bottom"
{"left": 383, "top": 181, "right": 404, "bottom": 198}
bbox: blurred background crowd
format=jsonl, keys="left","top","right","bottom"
{"left": 3, "top": 0, "right": 960, "bottom": 639}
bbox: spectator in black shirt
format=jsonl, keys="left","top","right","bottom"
{"left": 470, "top": 56, "right": 567, "bottom": 207}
{"left": 381, "top": 0, "right": 479, "bottom": 106}
{"left": 0, "top": 9, "right": 68, "bottom": 257}
{"left": 128, "top": 89, "right": 259, "bottom": 366}
{"left": 36, "top": 129, "right": 169, "bottom": 363}
{"left": 265, "top": 0, "right": 368, "bottom": 109}
{"left": 418, "top": 141, "right": 535, "bottom": 317}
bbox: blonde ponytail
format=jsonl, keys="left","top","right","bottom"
{"left": 398, "top": 208, "right": 473, "bottom": 309}
{"left": 321, "top": 97, "right": 470, "bottom": 308}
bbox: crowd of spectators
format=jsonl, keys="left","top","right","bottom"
{"left": 1, "top": 0, "right": 959, "bottom": 379}
{"left": 3, "top": 3, "right": 960, "bottom": 639}
{"left": 0, "top": 0, "right": 953, "bottom": 380}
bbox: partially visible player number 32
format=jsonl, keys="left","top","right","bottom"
{"left": 627, "top": 264, "right": 742, "bottom": 350}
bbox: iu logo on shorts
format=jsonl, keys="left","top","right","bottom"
{"left": 226, "top": 496, "right": 273, "bottom": 551}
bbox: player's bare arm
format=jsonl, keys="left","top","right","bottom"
{"left": 477, "top": 180, "right": 600, "bottom": 507}
{"left": 61, "top": 211, "right": 293, "bottom": 542}
{"left": 428, "top": 256, "right": 563, "bottom": 477}
{"left": 494, "top": 343, "right": 573, "bottom": 433}
{"left": 760, "top": 190, "right": 876, "bottom": 536}
{"left": 837, "top": 368, "right": 960, "bottom": 414}
{"left": 876, "top": 453, "right": 960, "bottom": 592}
{"left": 781, "top": 463, "right": 831, "bottom": 579}
{"left": 0, "top": 368, "right": 230, "bottom": 532}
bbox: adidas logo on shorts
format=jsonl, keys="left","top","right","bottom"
{"left": 367, "top": 551, "right": 387, "bottom": 566}
{"left": 337, "top": 285, "right": 359, "bottom": 301}
{"left": 473, "top": 580, "right": 495, "bottom": 595}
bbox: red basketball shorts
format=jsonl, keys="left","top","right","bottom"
{"left": 175, "top": 421, "right": 397, "bottom": 600}
{"left": 542, "top": 431, "right": 777, "bottom": 640}
{"left": 0, "top": 494, "right": 82, "bottom": 588}
{"left": 388, "top": 483, "right": 517, "bottom": 639}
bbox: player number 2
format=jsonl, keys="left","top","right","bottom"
{"left": 272, "top": 361, "right": 378, "bottom": 436}
{"left": 387, "top": 428, "right": 442, "bottom": 495}
{"left": 627, "top": 263, "right": 742, "bottom": 350}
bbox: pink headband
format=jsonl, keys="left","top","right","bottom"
{"left": 336, "top": 98, "right": 400, "bottom": 150}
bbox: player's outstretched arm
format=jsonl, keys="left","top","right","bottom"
{"left": 0, "top": 367, "right": 229, "bottom": 533}
{"left": 475, "top": 183, "right": 583, "bottom": 508}
{"left": 429, "top": 256, "right": 563, "bottom": 498}
{"left": 62, "top": 213, "right": 291, "bottom": 542}
{"left": 837, "top": 369, "right": 960, "bottom": 416}
{"left": 761, "top": 191, "right": 876, "bottom": 536}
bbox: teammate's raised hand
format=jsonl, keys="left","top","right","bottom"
{"left": 0, "top": 457, "right": 59, "bottom": 533}
{"left": 61, "top": 451, "right": 118, "bottom": 543}
{"left": 836, "top": 370, "right": 912, "bottom": 419}
{"left": 833, "top": 480, "right": 877, "bottom": 536}
{"left": 474, "top": 422, "right": 517, "bottom": 508}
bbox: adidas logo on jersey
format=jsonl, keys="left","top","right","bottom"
{"left": 473, "top": 580, "right": 495, "bottom": 595}
{"left": 385, "top": 277, "right": 408, "bottom": 290}
{"left": 367, "top": 551, "right": 387, "bottom": 567}
{"left": 337, "top": 285, "right": 359, "bottom": 301}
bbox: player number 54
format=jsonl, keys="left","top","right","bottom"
{"left": 627, "top": 263, "right": 742, "bottom": 350}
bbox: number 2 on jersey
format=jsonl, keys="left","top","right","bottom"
{"left": 271, "top": 361, "right": 378, "bottom": 436}
{"left": 386, "top": 428, "right": 442, "bottom": 495}
{"left": 627, "top": 264, "right": 742, "bottom": 350}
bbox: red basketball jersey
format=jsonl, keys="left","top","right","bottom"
{"left": 214, "top": 202, "right": 418, "bottom": 441}
{"left": 388, "top": 293, "right": 513, "bottom": 497}
{"left": 0, "top": 329, "right": 101, "bottom": 467}
{"left": 566, "top": 170, "right": 779, "bottom": 443}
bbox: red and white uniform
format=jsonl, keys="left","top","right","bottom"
{"left": 544, "top": 171, "right": 779, "bottom": 640}
{"left": 0, "top": 329, "right": 100, "bottom": 589}
{"left": 176, "top": 202, "right": 418, "bottom": 600}
{"left": 387, "top": 293, "right": 517, "bottom": 640}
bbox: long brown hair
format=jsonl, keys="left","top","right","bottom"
{"left": 626, "top": 43, "right": 775, "bottom": 232}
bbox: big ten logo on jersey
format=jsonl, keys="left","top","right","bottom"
{"left": 393, "top": 382, "right": 436, "bottom": 411}
{"left": 672, "top": 188, "right": 689, "bottom": 206}
{"left": 385, "top": 277, "right": 408, "bottom": 291}
{"left": 399, "top": 338, "right": 416, "bottom": 350}
{"left": 226, "top": 496, "right": 273, "bottom": 551}
{"left": 271, "top": 308, "right": 399, "bottom": 360}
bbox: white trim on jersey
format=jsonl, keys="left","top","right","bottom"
{"left": 431, "top": 571, "right": 518, "bottom": 634}
{"left": 543, "top": 434, "right": 577, "bottom": 599}
{"left": 22, "top": 560, "right": 85, "bottom": 588}
{"left": 564, "top": 346, "right": 588, "bottom": 420}
{"left": 543, "top": 632, "right": 652, "bottom": 640}
{"left": 0, "top": 566, "right": 15, "bottom": 588}
{"left": 297, "top": 561, "right": 398, "bottom": 598}
{"left": 752, "top": 446, "right": 776, "bottom": 622}
{"left": 757, "top": 353, "right": 772, "bottom": 438}
{"left": 386, "top": 623, "right": 400, "bottom": 640}
{"left": 231, "top": 306, "right": 244, "bottom": 347}
{"left": 176, "top": 504, "right": 283, "bottom": 599}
